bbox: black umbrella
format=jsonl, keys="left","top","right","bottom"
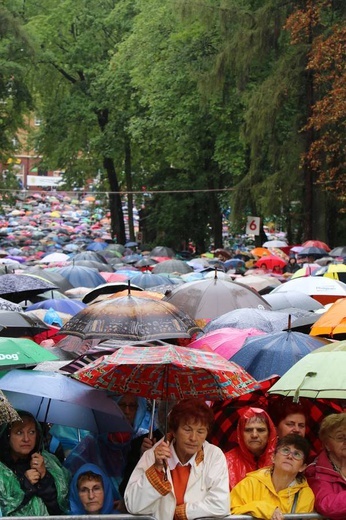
{"left": 0, "top": 298, "right": 22, "bottom": 312}
{"left": 25, "top": 267, "right": 74, "bottom": 293}
{"left": 0, "top": 310, "right": 49, "bottom": 337}
{"left": 0, "top": 274, "right": 58, "bottom": 303}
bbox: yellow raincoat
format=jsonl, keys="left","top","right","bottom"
{"left": 231, "top": 467, "right": 314, "bottom": 519}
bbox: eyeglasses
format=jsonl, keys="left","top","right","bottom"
{"left": 277, "top": 446, "right": 304, "bottom": 461}
{"left": 329, "top": 434, "right": 346, "bottom": 443}
{"left": 78, "top": 485, "right": 103, "bottom": 495}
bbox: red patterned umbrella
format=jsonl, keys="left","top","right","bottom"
{"left": 72, "top": 344, "right": 259, "bottom": 401}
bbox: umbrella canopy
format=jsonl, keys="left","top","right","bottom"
{"left": 302, "top": 240, "right": 330, "bottom": 252}
{"left": 0, "top": 274, "right": 58, "bottom": 303}
{"left": 24, "top": 267, "right": 74, "bottom": 292}
{"left": 150, "top": 246, "right": 175, "bottom": 258}
{"left": 163, "top": 277, "right": 271, "bottom": 321}
{"left": 329, "top": 246, "right": 346, "bottom": 258}
{"left": 38, "top": 252, "right": 70, "bottom": 263}
{"left": 73, "top": 252, "right": 109, "bottom": 264}
{"left": 26, "top": 298, "right": 87, "bottom": 316}
{"left": 268, "top": 340, "right": 346, "bottom": 400}
{"left": 129, "top": 272, "right": 176, "bottom": 289}
{"left": 0, "top": 298, "right": 22, "bottom": 312}
{"left": 0, "top": 369, "right": 132, "bottom": 434}
{"left": 152, "top": 259, "right": 193, "bottom": 275}
{"left": 320, "top": 263, "right": 346, "bottom": 283}
{"left": 250, "top": 247, "right": 272, "bottom": 258}
{"left": 230, "top": 330, "right": 330, "bottom": 380}
{"left": 0, "top": 337, "right": 58, "bottom": 368}
{"left": 310, "top": 298, "right": 346, "bottom": 337}
{"left": 203, "top": 308, "right": 296, "bottom": 335}
{"left": 72, "top": 344, "right": 259, "bottom": 401}
{"left": 61, "top": 295, "right": 200, "bottom": 341}
{"left": 298, "top": 246, "right": 328, "bottom": 257}
{"left": 189, "top": 327, "right": 265, "bottom": 359}
{"left": 262, "top": 240, "right": 288, "bottom": 248}
{"left": 255, "top": 256, "right": 287, "bottom": 270}
{"left": 234, "top": 275, "right": 281, "bottom": 293}
{"left": 0, "top": 310, "right": 49, "bottom": 337}
{"left": 270, "top": 275, "right": 346, "bottom": 305}
{"left": 263, "top": 291, "right": 324, "bottom": 312}
{"left": 81, "top": 283, "right": 143, "bottom": 304}
{"left": 0, "top": 390, "right": 21, "bottom": 425}
{"left": 56, "top": 265, "right": 106, "bottom": 288}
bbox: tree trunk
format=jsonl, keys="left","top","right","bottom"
{"left": 103, "top": 156, "right": 126, "bottom": 243}
{"left": 124, "top": 136, "right": 135, "bottom": 241}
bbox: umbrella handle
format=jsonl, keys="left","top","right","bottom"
{"left": 149, "top": 399, "right": 156, "bottom": 440}
{"left": 293, "top": 371, "right": 317, "bottom": 402}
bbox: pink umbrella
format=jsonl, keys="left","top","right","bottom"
{"left": 188, "top": 327, "right": 265, "bottom": 360}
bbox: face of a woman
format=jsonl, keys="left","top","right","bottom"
{"left": 78, "top": 478, "right": 105, "bottom": 514}
{"left": 277, "top": 413, "right": 306, "bottom": 438}
{"left": 274, "top": 443, "right": 306, "bottom": 477}
{"left": 9, "top": 417, "right": 37, "bottom": 459}
{"left": 118, "top": 394, "right": 138, "bottom": 426}
{"left": 243, "top": 418, "right": 269, "bottom": 457}
{"left": 174, "top": 419, "right": 208, "bottom": 464}
{"left": 324, "top": 427, "right": 346, "bottom": 464}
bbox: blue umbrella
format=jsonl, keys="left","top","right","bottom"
{"left": 26, "top": 298, "right": 87, "bottom": 315}
{"left": 86, "top": 241, "right": 108, "bottom": 251}
{"left": 129, "top": 272, "right": 176, "bottom": 289}
{"left": 56, "top": 266, "right": 106, "bottom": 288}
{"left": 230, "top": 330, "right": 330, "bottom": 380}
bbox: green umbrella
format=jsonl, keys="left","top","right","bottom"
{"left": 0, "top": 337, "right": 58, "bottom": 369}
{"left": 268, "top": 340, "right": 346, "bottom": 401}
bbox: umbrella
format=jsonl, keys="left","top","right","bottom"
{"left": 263, "top": 291, "right": 324, "bottom": 312}
{"left": 73, "top": 252, "right": 109, "bottom": 264}
{"left": 298, "top": 246, "right": 328, "bottom": 257}
{"left": 268, "top": 340, "right": 346, "bottom": 400}
{"left": 81, "top": 283, "right": 143, "bottom": 304}
{"left": 302, "top": 240, "right": 330, "bottom": 252}
{"left": 250, "top": 247, "right": 272, "bottom": 258}
{"left": 262, "top": 240, "right": 287, "bottom": 248}
{"left": 0, "top": 369, "right": 132, "bottom": 434}
{"left": 26, "top": 298, "right": 87, "bottom": 315}
{"left": 129, "top": 272, "right": 176, "bottom": 289}
{"left": 72, "top": 345, "right": 259, "bottom": 401}
{"left": 320, "top": 263, "right": 346, "bottom": 283}
{"left": 329, "top": 246, "right": 346, "bottom": 258}
{"left": 230, "top": 330, "right": 331, "bottom": 380}
{"left": 188, "top": 327, "right": 265, "bottom": 359}
{"left": 163, "top": 276, "right": 271, "bottom": 321}
{"left": 255, "top": 256, "right": 287, "bottom": 270}
{"left": 0, "top": 298, "right": 22, "bottom": 312}
{"left": 0, "top": 274, "right": 58, "bottom": 303}
{"left": 152, "top": 259, "right": 193, "bottom": 275}
{"left": 202, "top": 308, "right": 296, "bottom": 335}
{"left": 310, "top": 298, "right": 346, "bottom": 337}
{"left": 270, "top": 275, "right": 346, "bottom": 305}
{"left": 0, "top": 310, "right": 50, "bottom": 337}
{"left": 24, "top": 267, "right": 74, "bottom": 292}
{"left": 56, "top": 265, "right": 106, "bottom": 288}
{"left": 234, "top": 275, "right": 281, "bottom": 293}
{"left": 0, "top": 337, "right": 58, "bottom": 368}
{"left": 150, "top": 246, "right": 175, "bottom": 258}
{"left": 0, "top": 390, "right": 21, "bottom": 425}
{"left": 61, "top": 295, "right": 200, "bottom": 341}
{"left": 38, "top": 252, "right": 70, "bottom": 263}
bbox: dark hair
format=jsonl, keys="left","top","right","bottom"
{"left": 77, "top": 471, "right": 103, "bottom": 490}
{"left": 276, "top": 434, "right": 311, "bottom": 463}
{"left": 269, "top": 399, "right": 308, "bottom": 427}
{"left": 168, "top": 399, "right": 214, "bottom": 433}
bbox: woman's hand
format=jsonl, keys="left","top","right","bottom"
{"left": 271, "top": 507, "right": 284, "bottom": 520}
{"left": 30, "top": 452, "right": 46, "bottom": 478}
{"left": 25, "top": 468, "right": 41, "bottom": 485}
{"left": 154, "top": 440, "right": 170, "bottom": 471}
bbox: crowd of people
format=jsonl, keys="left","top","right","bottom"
{"left": 0, "top": 395, "right": 345, "bottom": 519}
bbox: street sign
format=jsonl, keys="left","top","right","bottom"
{"left": 246, "top": 216, "right": 261, "bottom": 235}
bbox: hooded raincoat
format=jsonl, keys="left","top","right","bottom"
{"left": 231, "top": 467, "right": 315, "bottom": 519}
{"left": 225, "top": 406, "right": 277, "bottom": 489}
{"left": 305, "top": 449, "right": 346, "bottom": 520}
{"left": 69, "top": 463, "right": 117, "bottom": 514}
{"left": 64, "top": 396, "right": 148, "bottom": 499}
{"left": 0, "top": 411, "right": 70, "bottom": 517}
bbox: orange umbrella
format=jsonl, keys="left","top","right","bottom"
{"left": 310, "top": 298, "right": 346, "bottom": 337}
{"left": 250, "top": 247, "right": 271, "bottom": 258}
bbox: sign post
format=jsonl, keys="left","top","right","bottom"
{"left": 246, "top": 216, "right": 261, "bottom": 236}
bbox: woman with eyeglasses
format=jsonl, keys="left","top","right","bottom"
{"left": 230, "top": 434, "right": 314, "bottom": 520}
{"left": 69, "top": 463, "right": 118, "bottom": 514}
{"left": 306, "top": 413, "right": 346, "bottom": 520}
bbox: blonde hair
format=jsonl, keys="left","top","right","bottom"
{"left": 319, "top": 413, "right": 346, "bottom": 443}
